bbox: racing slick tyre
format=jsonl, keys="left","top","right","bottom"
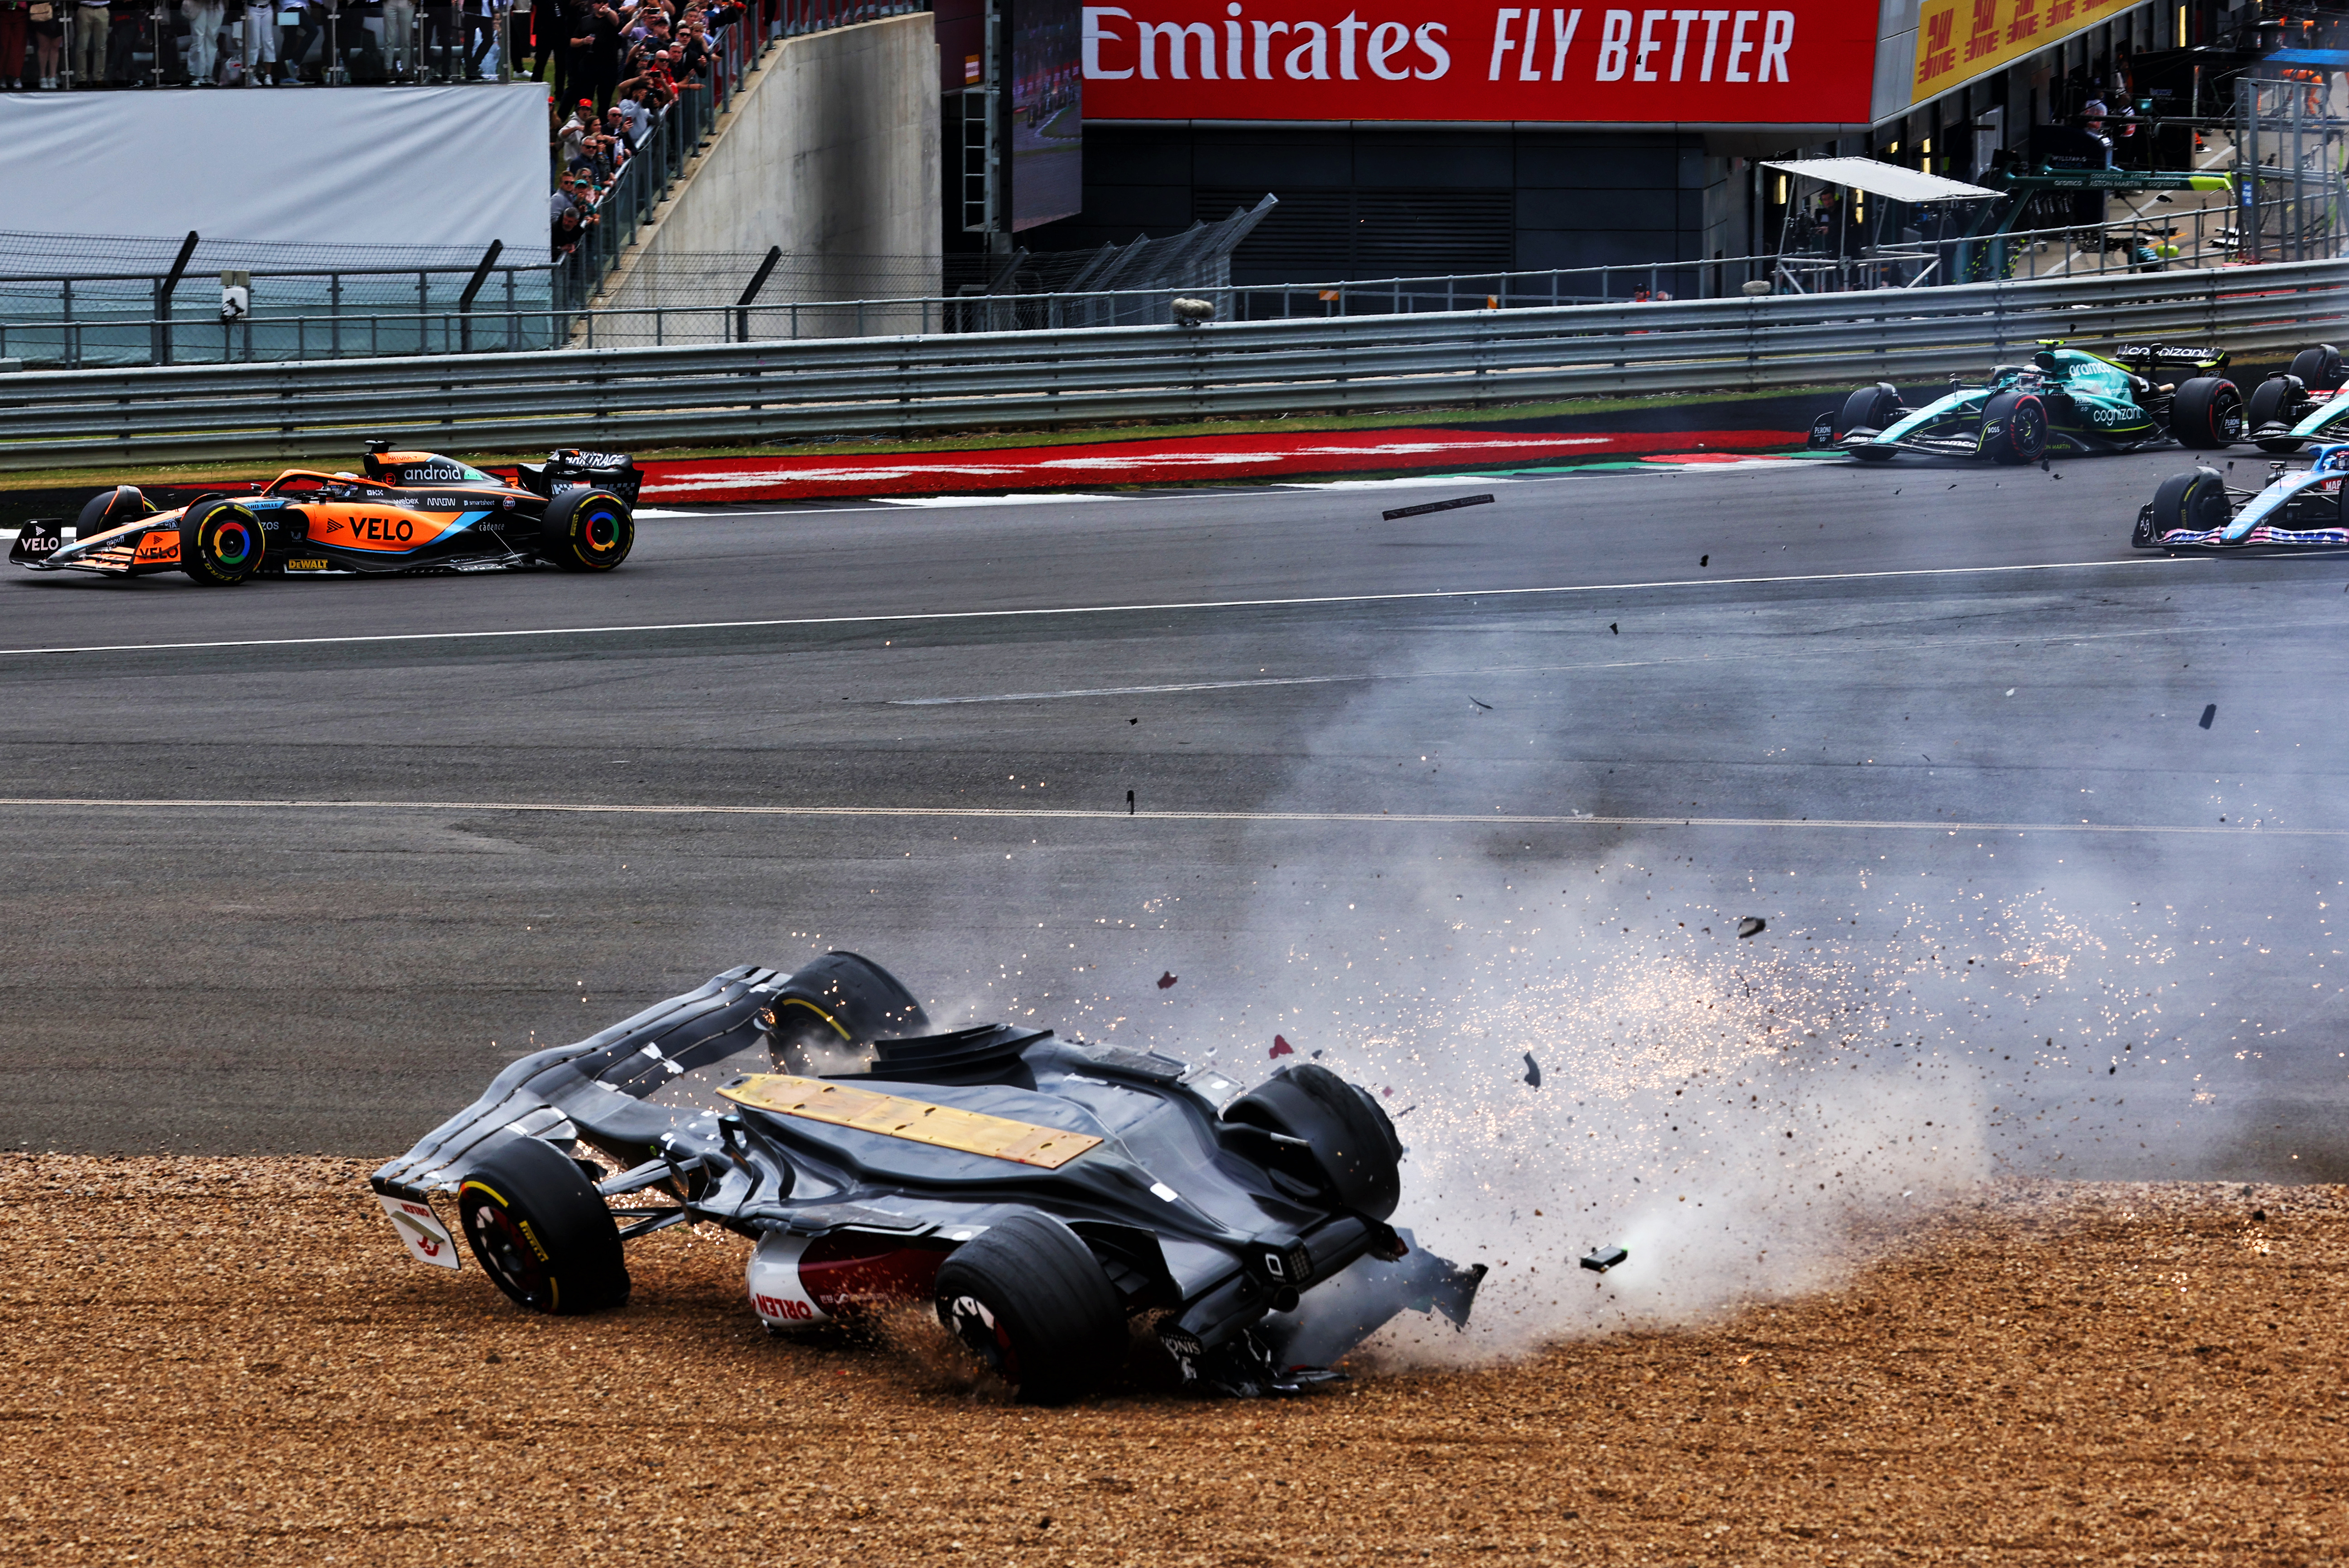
{"left": 2147, "top": 468, "right": 2231, "bottom": 545}
{"left": 2169, "top": 376, "right": 2245, "bottom": 449}
{"left": 456, "top": 1136, "right": 630, "bottom": 1315}
{"left": 539, "top": 487, "right": 634, "bottom": 571}
{"left": 764, "top": 950, "right": 932, "bottom": 1073}
{"left": 178, "top": 499, "right": 266, "bottom": 585}
{"left": 2289, "top": 344, "right": 2344, "bottom": 392}
{"left": 1979, "top": 390, "right": 2049, "bottom": 465}
{"left": 2248, "top": 376, "right": 2308, "bottom": 452}
{"left": 1224, "top": 1063, "right": 1404, "bottom": 1222}
{"left": 934, "top": 1211, "right": 1126, "bottom": 1405}
{"left": 76, "top": 484, "right": 154, "bottom": 540}
{"left": 1836, "top": 383, "right": 1901, "bottom": 440}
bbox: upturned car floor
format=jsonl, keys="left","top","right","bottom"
{"left": 0, "top": 1157, "right": 2339, "bottom": 1565}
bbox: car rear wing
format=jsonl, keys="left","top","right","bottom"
{"left": 2113, "top": 342, "right": 2228, "bottom": 371}
{"left": 516, "top": 449, "right": 645, "bottom": 506}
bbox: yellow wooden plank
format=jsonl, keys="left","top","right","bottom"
{"left": 719, "top": 1074, "right": 1102, "bottom": 1170}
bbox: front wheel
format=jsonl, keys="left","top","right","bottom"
{"left": 457, "top": 1136, "right": 630, "bottom": 1315}
{"left": 2147, "top": 468, "right": 2231, "bottom": 543}
{"left": 539, "top": 487, "right": 634, "bottom": 572}
{"left": 2247, "top": 376, "right": 2307, "bottom": 452}
{"left": 179, "top": 499, "right": 265, "bottom": 585}
{"left": 933, "top": 1212, "right": 1127, "bottom": 1406}
{"left": 2170, "top": 376, "right": 2244, "bottom": 449}
{"left": 1979, "top": 391, "right": 2048, "bottom": 465}
{"left": 1224, "top": 1063, "right": 1404, "bottom": 1221}
{"left": 1836, "top": 382, "right": 1902, "bottom": 439}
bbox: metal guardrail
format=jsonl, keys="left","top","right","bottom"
{"left": 4, "top": 259, "right": 2346, "bottom": 468}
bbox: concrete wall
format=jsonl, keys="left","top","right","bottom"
{"left": 599, "top": 13, "right": 940, "bottom": 335}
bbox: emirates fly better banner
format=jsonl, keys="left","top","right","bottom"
{"left": 1081, "top": 1, "right": 1875, "bottom": 121}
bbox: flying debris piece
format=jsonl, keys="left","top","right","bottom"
{"left": 1311, "top": 1049, "right": 1324, "bottom": 1058}
{"left": 1381, "top": 1086, "right": 1392, "bottom": 1096}
{"left": 1699, "top": 554, "right": 1709, "bottom": 566}
{"left": 1128, "top": 789, "right": 1136, "bottom": 815}
{"left": 1522, "top": 1052, "right": 1542, "bottom": 1088}
{"left": 1157, "top": 971, "right": 1178, "bottom": 989}
{"left": 1381, "top": 492, "right": 1494, "bottom": 521}
{"left": 2199, "top": 704, "right": 2217, "bottom": 730}
{"left": 1580, "top": 1246, "right": 1630, "bottom": 1274}
{"left": 1395, "top": 1105, "right": 1416, "bottom": 1118}
{"left": 1469, "top": 696, "right": 1493, "bottom": 711}
{"left": 1736, "top": 917, "right": 1766, "bottom": 939}
{"left": 1609, "top": 623, "right": 1619, "bottom": 635}
{"left": 1270, "top": 1035, "right": 1295, "bottom": 1058}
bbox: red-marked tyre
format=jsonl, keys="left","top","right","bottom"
{"left": 1979, "top": 391, "right": 2049, "bottom": 465}
{"left": 540, "top": 487, "right": 634, "bottom": 572}
{"left": 933, "top": 1212, "right": 1125, "bottom": 1405}
{"left": 178, "top": 499, "right": 265, "bottom": 585}
{"left": 2170, "top": 377, "right": 2243, "bottom": 449}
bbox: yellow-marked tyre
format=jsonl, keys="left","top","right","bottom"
{"left": 179, "top": 500, "right": 265, "bottom": 586}
{"left": 456, "top": 1137, "right": 629, "bottom": 1315}
{"left": 540, "top": 487, "right": 634, "bottom": 572}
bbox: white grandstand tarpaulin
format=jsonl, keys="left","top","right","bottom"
{"left": 0, "top": 85, "right": 548, "bottom": 261}
{"left": 1759, "top": 159, "right": 1998, "bottom": 204}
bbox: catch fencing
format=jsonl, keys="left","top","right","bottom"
{"left": 4, "top": 256, "right": 2345, "bottom": 469}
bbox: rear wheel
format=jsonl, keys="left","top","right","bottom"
{"left": 1980, "top": 391, "right": 2049, "bottom": 465}
{"left": 933, "top": 1212, "right": 1126, "bottom": 1405}
{"left": 1836, "top": 382, "right": 1901, "bottom": 439}
{"left": 1224, "top": 1063, "right": 1404, "bottom": 1221}
{"left": 2147, "top": 468, "right": 2231, "bottom": 543}
{"left": 539, "top": 488, "right": 634, "bottom": 571}
{"left": 2248, "top": 377, "right": 2307, "bottom": 452}
{"left": 178, "top": 499, "right": 265, "bottom": 585}
{"left": 457, "top": 1137, "right": 630, "bottom": 1315}
{"left": 2289, "top": 344, "right": 2344, "bottom": 392}
{"left": 2170, "top": 377, "right": 2244, "bottom": 449}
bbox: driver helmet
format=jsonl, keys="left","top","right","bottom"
{"left": 2316, "top": 444, "right": 2349, "bottom": 474}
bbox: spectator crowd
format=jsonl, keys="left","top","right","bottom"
{"left": 540, "top": 0, "right": 739, "bottom": 257}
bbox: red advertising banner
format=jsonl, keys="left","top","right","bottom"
{"left": 1081, "top": 2, "right": 1878, "bottom": 123}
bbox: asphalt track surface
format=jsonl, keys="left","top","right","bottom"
{"left": 4, "top": 451, "right": 2344, "bottom": 1181}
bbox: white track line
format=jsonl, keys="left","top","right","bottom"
{"left": 0, "top": 556, "right": 2202, "bottom": 658}
{"left": 0, "top": 796, "right": 2323, "bottom": 838}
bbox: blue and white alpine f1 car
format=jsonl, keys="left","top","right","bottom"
{"left": 371, "top": 952, "right": 1486, "bottom": 1404}
{"left": 2133, "top": 444, "right": 2349, "bottom": 550}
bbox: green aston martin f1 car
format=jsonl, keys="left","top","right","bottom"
{"left": 1807, "top": 340, "right": 2248, "bottom": 464}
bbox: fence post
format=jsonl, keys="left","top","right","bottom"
{"left": 155, "top": 229, "right": 199, "bottom": 367}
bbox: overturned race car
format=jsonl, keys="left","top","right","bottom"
{"left": 9, "top": 444, "right": 640, "bottom": 583}
{"left": 2132, "top": 444, "right": 2349, "bottom": 551}
{"left": 1808, "top": 341, "right": 2245, "bottom": 463}
{"left": 371, "top": 953, "right": 1486, "bottom": 1404}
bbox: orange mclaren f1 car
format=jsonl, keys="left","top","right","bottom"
{"left": 9, "top": 444, "right": 640, "bottom": 584}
